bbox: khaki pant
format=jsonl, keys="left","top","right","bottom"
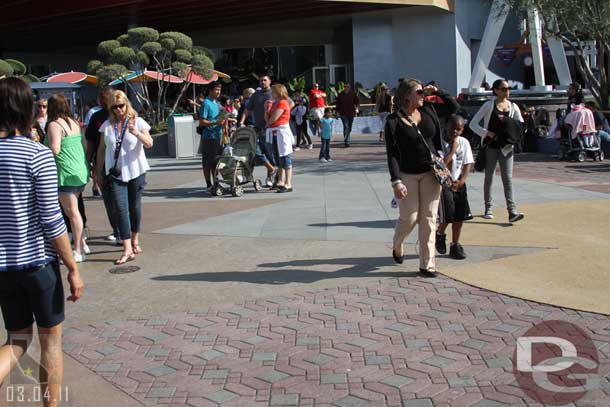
{"left": 393, "top": 171, "right": 442, "bottom": 271}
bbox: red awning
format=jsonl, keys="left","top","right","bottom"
{"left": 47, "top": 71, "right": 97, "bottom": 84}
{"left": 142, "top": 70, "right": 183, "bottom": 83}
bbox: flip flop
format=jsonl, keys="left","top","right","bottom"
{"left": 115, "top": 253, "right": 135, "bottom": 265}
{"left": 133, "top": 244, "right": 143, "bottom": 254}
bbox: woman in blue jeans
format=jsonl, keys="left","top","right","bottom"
{"left": 95, "top": 90, "right": 153, "bottom": 264}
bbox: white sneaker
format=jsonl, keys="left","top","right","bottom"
{"left": 73, "top": 250, "right": 85, "bottom": 263}
{"left": 106, "top": 234, "right": 117, "bottom": 242}
{"left": 327, "top": 158, "right": 333, "bottom": 162}
{"left": 265, "top": 176, "right": 273, "bottom": 187}
{"left": 294, "top": 147, "right": 301, "bottom": 151}
{"left": 308, "top": 144, "right": 313, "bottom": 149}
{"left": 82, "top": 242, "right": 91, "bottom": 255}
{"left": 320, "top": 158, "right": 327, "bottom": 162}
{"left": 483, "top": 208, "right": 494, "bottom": 219}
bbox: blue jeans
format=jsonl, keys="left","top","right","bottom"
{"left": 254, "top": 127, "right": 271, "bottom": 166}
{"left": 319, "top": 138, "right": 330, "bottom": 160}
{"left": 110, "top": 173, "right": 146, "bottom": 241}
{"left": 341, "top": 115, "right": 354, "bottom": 144}
{"left": 272, "top": 136, "right": 292, "bottom": 169}
{"left": 598, "top": 130, "right": 610, "bottom": 143}
{"left": 102, "top": 177, "right": 119, "bottom": 238}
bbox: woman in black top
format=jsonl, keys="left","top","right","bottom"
{"left": 376, "top": 84, "right": 392, "bottom": 142}
{"left": 385, "top": 78, "right": 458, "bottom": 277}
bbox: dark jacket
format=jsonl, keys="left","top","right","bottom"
{"left": 335, "top": 91, "right": 360, "bottom": 117}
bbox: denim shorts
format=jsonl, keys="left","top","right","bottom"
{"left": 59, "top": 184, "right": 85, "bottom": 195}
{"left": 279, "top": 154, "right": 292, "bottom": 169}
{"left": 0, "top": 261, "right": 65, "bottom": 331}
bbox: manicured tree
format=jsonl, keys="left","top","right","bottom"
{"left": 499, "top": 0, "right": 610, "bottom": 108}
{"left": 0, "top": 58, "right": 39, "bottom": 82}
{"left": 87, "top": 26, "right": 215, "bottom": 123}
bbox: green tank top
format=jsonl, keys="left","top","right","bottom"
{"left": 45, "top": 127, "right": 89, "bottom": 187}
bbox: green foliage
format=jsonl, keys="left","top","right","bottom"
{"left": 21, "top": 74, "right": 40, "bottom": 83}
{"left": 159, "top": 38, "right": 176, "bottom": 51}
{"left": 191, "top": 54, "right": 214, "bottom": 79}
{"left": 98, "top": 40, "right": 121, "bottom": 58}
{"left": 0, "top": 60, "right": 14, "bottom": 77}
{"left": 96, "top": 64, "right": 128, "bottom": 85}
{"left": 150, "top": 121, "right": 168, "bottom": 134}
{"left": 159, "top": 32, "right": 192, "bottom": 51}
{"left": 127, "top": 27, "right": 159, "bottom": 46}
{"left": 116, "top": 34, "right": 129, "bottom": 45}
{"left": 87, "top": 59, "right": 103, "bottom": 75}
{"left": 355, "top": 82, "right": 370, "bottom": 99}
{"left": 174, "top": 49, "right": 192, "bottom": 63}
{"left": 141, "top": 41, "right": 162, "bottom": 56}
{"left": 287, "top": 77, "right": 306, "bottom": 92}
{"left": 172, "top": 61, "right": 188, "bottom": 75}
{"left": 136, "top": 51, "right": 150, "bottom": 66}
{"left": 111, "top": 47, "right": 136, "bottom": 66}
{"left": 5, "top": 59, "right": 26, "bottom": 75}
{"left": 192, "top": 46, "right": 215, "bottom": 62}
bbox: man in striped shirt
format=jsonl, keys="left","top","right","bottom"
{"left": 0, "top": 77, "right": 83, "bottom": 406}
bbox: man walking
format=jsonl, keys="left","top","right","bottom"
{"left": 199, "top": 81, "right": 224, "bottom": 192}
{"left": 239, "top": 74, "right": 277, "bottom": 187}
{"left": 308, "top": 83, "right": 326, "bottom": 137}
{"left": 335, "top": 83, "right": 359, "bottom": 147}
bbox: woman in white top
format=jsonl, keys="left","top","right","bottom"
{"left": 469, "top": 79, "right": 524, "bottom": 223}
{"left": 95, "top": 90, "right": 153, "bottom": 264}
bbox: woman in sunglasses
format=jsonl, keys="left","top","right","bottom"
{"left": 95, "top": 91, "right": 153, "bottom": 265}
{"left": 385, "top": 79, "right": 459, "bottom": 278}
{"left": 469, "top": 79, "right": 524, "bottom": 223}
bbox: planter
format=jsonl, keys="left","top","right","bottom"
{"left": 148, "top": 131, "right": 169, "bottom": 157}
{"left": 535, "top": 137, "right": 560, "bottom": 155}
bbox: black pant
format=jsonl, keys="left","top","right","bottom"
{"left": 295, "top": 121, "right": 311, "bottom": 146}
{"left": 62, "top": 193, "right": 87, "bottom": 233}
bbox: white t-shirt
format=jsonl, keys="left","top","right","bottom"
{"left": 101, "top": 117, "right": 151, "bottom": 182}
{"left": 440, "top": 136, "right": 474, "bottom": 180}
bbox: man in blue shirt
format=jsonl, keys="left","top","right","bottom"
{"left": 199, "top": 81, "right": 224, "bottom": 190}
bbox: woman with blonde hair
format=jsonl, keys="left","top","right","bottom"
{"left": 266, "top": 84, "right": 295, "bottom": 192}
{"left": 95, "top": 90, "right": 153, "bottom": 264}
{"left": 45, "top": 94, "right": 90, "bottom": 262}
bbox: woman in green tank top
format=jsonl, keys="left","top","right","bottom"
{"left": 46, "top": 94, "right": 89, "bottom": 262}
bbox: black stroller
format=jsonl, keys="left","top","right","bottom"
{"left": 211, "top": 127, "right": 263, "bottom": 197}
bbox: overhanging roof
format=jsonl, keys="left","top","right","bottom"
{"left": 0, "top": 0, "right": 452, "bottom": 52}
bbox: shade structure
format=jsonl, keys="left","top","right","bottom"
{"left": 108, "top": 70, "right": 183, "bottom": 86}
{"left": 47, "top": 71, "right": 97, "bottom": 84}
{"left": 184, "top": 70, "right": 218, "bottom": 85}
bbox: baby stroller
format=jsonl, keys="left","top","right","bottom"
{"left": 211, "top": 127, "right": 263, "bottom": 197}
{"left": 559, "top": 123, "right": 604, "bottom": 162}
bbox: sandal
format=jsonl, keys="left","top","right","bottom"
{"left": 133, "top": 243, "right": 143, "bottom": 255}
{"left": 115, "top": 252, "right": 135, "bottom": 265}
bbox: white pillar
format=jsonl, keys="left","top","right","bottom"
{"left": 547, "top": 36, "right": 572, "bottom": 86}
{"left": 468, "top": 0, "right": 509, "bottom": 90}
{"left": 527, "top": 8, "right": 551, "bottom": 91}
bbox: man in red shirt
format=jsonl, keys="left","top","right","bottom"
{"left": 335, "top": 83, "right": 360, "bottom": 147}
{"left": 309, "top": 83, "right": 326, "bottom": 137}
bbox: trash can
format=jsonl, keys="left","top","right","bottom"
{"left": 167, "top": 114, "right": 196, "bottom": 158}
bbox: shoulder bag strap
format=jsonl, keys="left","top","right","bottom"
{"left": 396, "top": 110, "right": 436, "bottom": 158}
{"left": 112, "top": 119, "right": 129, "bottom": 168}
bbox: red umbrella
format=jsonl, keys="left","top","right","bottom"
{"left": 142, "top": 70, "right": 183, "bottom": 83}
{"left": 47, "top": 71, "right": 97, "bottom": 84}
{"left": 185, "top": 70, "right": 218, "bottom": 85}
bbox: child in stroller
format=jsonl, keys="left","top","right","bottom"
{"left": 211, "top": 127, "right": 264, "bottom": 197}
{"left": 560, "top": 104, "right": 604, "bottom": 162}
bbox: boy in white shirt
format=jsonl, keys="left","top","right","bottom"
{"left": 436, "top": 115, "right": 474, "bottom": 259}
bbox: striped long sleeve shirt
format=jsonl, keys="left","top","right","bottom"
{"left": 0, "top": 135, "right": 66, "bottom": 272}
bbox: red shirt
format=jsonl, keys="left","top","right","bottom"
{"left": 309, "top": 89, "right": 326, "bottom": 108}
{"left": 269, "top": 99, "right": 291, "bottom": 127}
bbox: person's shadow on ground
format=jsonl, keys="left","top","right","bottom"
{"left": 151, "top": 256, "right": 421, "bottom": 284}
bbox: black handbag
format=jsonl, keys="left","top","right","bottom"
{"left": 398, "top": 112, "right": 453, "bottom": 188}
{"left": 474, "top": 145, "right": 487, "bottom": 172}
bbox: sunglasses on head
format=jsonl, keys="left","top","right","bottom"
{"left": 112, "top": 103, "right": 126, "bottom": 110}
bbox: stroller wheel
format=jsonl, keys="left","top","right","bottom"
{"left": 577, "top": 152, "right": 586, "bottom": 162}
{"left": 231, "top": 186, "right": 244, "bottom": 197}
{"left": 600, "top": 151, "right": 605, "bottom": 161}
{"left": 213, "top": 186, "right": 224, "bottom": 196}
{"left": 253, "top": 179, "right": 263, "bottom": 192}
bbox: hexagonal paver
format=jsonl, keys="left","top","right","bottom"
{"left": 270, "top": 394, "right": 299, "bottom": 406}
{"left": 252, "top": 352, "right": 277, "bottom": 362}
{"left": 205, "top": 389, "right": 239, "bottom": 404}
{"left": 346, "top": 337, "right": 377, "bottom": 348}
{"left": 256, "top": 369, "right": 290, "bottom": 383}
{"left": 94, "top": 363, "right": 121, "bottom": 373}
{"left": 332, "top": 395, "right": 369, "bottom": 407}
{"left": 145, "top": 386, "right": 176, "bottom": 398}
{"left": 365, "top": 355, "right": 391, "bottom": 365}
{"left": 381, "top": 374, "right": 415, "bottom": 388}
{"left": 447, "top": 376, "right": 477, "bottom": 388}
{"left": 196, "top": 349, "right": 224, "bottom": 361}
{"left": 422, "top": 355, "right": 454, "bottom": 368}
{"left": 403, "top": 399, "right": 433, "bottom": 407}
{"left": 144, "top": 365, "right": 177, "bottom": 377}
{"left": 321, "top": 373, "right": 347, "bottom": 384}
{"left": 202, "top": 369, "right": 229, "bottom": 379}
{"left": 305, "top": 353, "right": 336, "bottom": 366}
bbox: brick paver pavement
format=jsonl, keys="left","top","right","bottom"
{"left": 64, "top": 275, "right": 610, "bottom": 406}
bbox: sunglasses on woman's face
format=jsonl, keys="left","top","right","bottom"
{"left": 415, "top": 89, "right": 424, "bottom": 96}
{"left": 38, "top": 105, "right": 47, "bottom": 108}
{"left": 112, "top": 104, "right": 126, "bottom": 110}
{"left": 498, "top": 87, "right": 510, "bottom": 91}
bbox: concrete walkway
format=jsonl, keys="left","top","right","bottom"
{"left": 1, "top": 134, "right": 609, "bottom": 407}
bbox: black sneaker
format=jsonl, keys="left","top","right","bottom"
{"left": 435, "top": 233, "right": 447, "bottom": 254}
{"left": 449, "top": 242, "right": 466, "bottom": 260}
{"left": 419, "top": 268, "right": 437, "bottom": 278}
{"left": 508, "top": 212, "right": 525, "bottom": 223}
